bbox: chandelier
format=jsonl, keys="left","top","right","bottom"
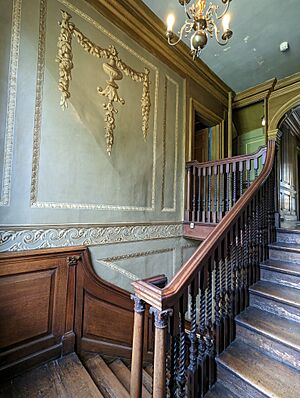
{"left": 166, "top": 0, "right": 233, "bottom": 59}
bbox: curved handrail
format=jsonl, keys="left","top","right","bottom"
{"left": 132, "top": 139, "right": 276, "bottom": 310}
{"left": 186, "top": 145, "right": 266, "bottom": 169}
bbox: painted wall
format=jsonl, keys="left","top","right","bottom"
{"left": 0, "top": 0, "right": 205, "bottom": 290}
{"left": 233, "top": 102, "right": 265, "bottom": 155}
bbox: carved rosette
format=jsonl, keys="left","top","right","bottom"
{"left": 56, "top": 10, "right": 151, "bottom": 155}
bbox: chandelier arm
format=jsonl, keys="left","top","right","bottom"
{"left": 206, "top": 1, "right": 231, "bottom": 21}
{"left": 168, "top": 21, "right": 194, "bottom": 46}
{"left": 212, "top": 19, "right": 229, "bottom": 46}
{"left": 184, "top": 2, "right": 192, "bottom": 19}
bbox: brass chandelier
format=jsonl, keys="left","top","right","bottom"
{"left": 166, "top": 0, "right": 233, "bottom": 59}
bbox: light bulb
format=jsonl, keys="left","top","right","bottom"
{"left": 166, "top": 14, "right": 175, "bottom": 32}
{"left": 222, "top": 14, "right": 230, "bottom": 32}
{"left": 262, "top": 117, "right": 266, "bottom": 127}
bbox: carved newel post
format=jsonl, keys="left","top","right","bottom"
{"left": 130, "top": 295, "right": 145, "bottom": 398}
{"left": 150, "top": 307, "right": 173, "bottom": 398}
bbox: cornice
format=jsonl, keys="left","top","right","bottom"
{"left": 233, "top": 78, "right": 277, "bottom": 109}
{"left": 274, "top": 71, "right": 300, "bottom": 91}
{"left": 86, "top": 0, "right": 231, "bottom": 106}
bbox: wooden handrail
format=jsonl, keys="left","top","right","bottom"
{"left": 132, "top": 140, "right": 276, "bottom": 310}
{"left": 186, "top": 145, "right": 266, "bottom": 169}
{"left": 131, "top": 139, "right": 277, "bottom": 398}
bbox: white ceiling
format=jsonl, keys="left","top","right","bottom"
{"left": 142, "top": 0, "right": 300, "bottom": 92}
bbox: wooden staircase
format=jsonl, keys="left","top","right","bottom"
{"left": 0, "top": 353, "right": 153, "bottom": 398}
{"left": 207, "top": 228, "right": 300, "bottom": 398}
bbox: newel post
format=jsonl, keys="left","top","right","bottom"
{"left": 130, "top": 295, "right": 145, "bottom": 398}
{"left": 150, "top": 307, "right": 173, "bottom": 398}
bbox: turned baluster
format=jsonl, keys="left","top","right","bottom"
{"left": 225, "top": 163, "right": 230, "bottom": 213}
{"left": 213, "top": 165, "right": 218, "bottom": 223}
{"left": 198, "top": 167, "right": 201, "bottom": 222}
{"left": 215, "top": 246, "right": 223, "bottom": 356}
{"left": 228, "top": 228, "right": 235, "bottom": 343}
{"left": 254, "top": 156, "right": 259, "bottom": 179}
{"left": 187, "top": 279, "right": 199, "bottom": 398}
{"left": 246, "top": 159, "right": 251, "bottom": 188}
{"left": 186, "top": 165, "right": 192, "bottom": 221}
{"left": 177, "top": 295, "right": 187, "bottom": 398}
{"left": 232, "top": 162, "right": 237, "bottom": 205}
{"left": 204, "top": 258, "right": 215, "bottom": 391}
{"left": 192, "top": 166, "right": 197, "bottom": 223}
{"left": 196, "top": 265, "right": 209, "bottom": 397}
{"left": 150, "top": 308, "right": 173, "bottom": 398}
{"left": 207, "top": 166, "right": 212, "bottom": 222}
{"left": 130, "top": 295, "right": 145, "bottom": 398}
{"left": 239, "top": 161, "right": 243, "bottom": 198}
{"left": 202, "top": 167, "right": 207, "bottom": 223}
{"left": 219, "top": 164, "right": 224, "bottom": 221}
{"left": 242, "top": 210, "right": 249, "bottom": 308}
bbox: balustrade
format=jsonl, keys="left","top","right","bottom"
{"left": 130, "top": 141, "right": 277, "bottom": 398}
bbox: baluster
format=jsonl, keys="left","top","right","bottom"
{"left": 242, "top": 209, "right": 249, "bottom": 308}
{"left": 226, "top": 163, "right": 230, "bottom": 212}
{"left": 237, "top": 217, "right": 244, "bottom": 314}
{"left": 249, "top": 200, "right": 255, "bottom": 286}
{"left": 233, "top": 223, "right": 240, "bottom": 317}
{"left": 221, "top": 236, "right": 230, "bottom": 349}
{"left": 192, "top": 166, "right": 197, "bottom": 223}
{"left": 197, "top": 269, "right": 208, "bottom": 397}
{"left": 213, "top": 165, "right": 218, "bottom": 223}
{"left": 197, "top": 167, "right": 201, "bottom": 222}
{"left": 239, "top": 161, "right": 243, "bottom": 198}
{"left": 205, "top": 258, "right": 215, "bottom": 391}
{"left": 187, "top": 279, "right": 199, "bottom": 398}
{"left": 215, "top": 246, "right": 223, "bottom": 356}
{"left": 254, "top": 156, "right": 259, "bottom": 179}
{"left": 219, "top": 164, "right": 224, "bottom": 220}
{"left": 246, "top": 159, "right": 251, "bottom": 188}
{"left": 130, "top": 295, "right": 145, "bottom": 398}
{"left": 207, "top": 166, "right": 212, "bottom": 223}
{"left": 232, "top": 162, "right": 237, "bottom": 205}
{"left": 177, "top": 295, "right": 187, "bottom": 398}
{"left": 202, "top": 167, "right": 206, "bottom": 223}
{"left": 185, "top": 165, "right": 192, "bottom": 221}
{"left": 228, "top": 228, "right": 235, "bottom": 343}
{"left": 150, "top": 308, "right": 173, "bottom": 398}
{"left": 168, "top": 333, "right": 178, "bottom": 397}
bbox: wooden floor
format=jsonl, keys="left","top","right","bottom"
{"left": 0, "top": 353, "right": 103, "bottom": 398}
{"left": 0, "top": 353, "right": 153, "bottom": 398}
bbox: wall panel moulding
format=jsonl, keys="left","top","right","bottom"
{"left": 86, "top": 0, "right": 231, "bottom": 106}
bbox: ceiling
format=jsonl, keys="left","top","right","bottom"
{"left": 142, "top": 0, "right": 300, "bottom": 92}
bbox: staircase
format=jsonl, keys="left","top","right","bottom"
{"left": 0, "top": 353, "right": 153, "bottom": 398}
{"left": 207, "top": 227, "right": 300, "bottom": 398}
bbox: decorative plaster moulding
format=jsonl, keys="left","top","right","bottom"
{"left": 30, "top": 0, "right": 159, "bottom": 212}
{"left": 0, "top": 222, "right": 183, "bottom": 252}
{"left": 0, "top": 0, "right": 22, "bottom": 207}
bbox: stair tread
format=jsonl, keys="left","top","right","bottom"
{"left": 0, "top": 353, "right": 103, "bottom": 398}
{"left": 236, "top": 307, "right": 300, "bottom": 350}
{"left": 217, "top": 340, "right": 300, "bottom": 398}
{"left": 204, "top": 382, "right": 238, "bottom": 397}
{"left": 261, "top": 259, "right": 300, "bottom": 276}
{"left": 84, "top": 355, "right": 129, "bottom": 398}
{"left": 269, "top": 242, "right": 300, "bottom": 252}
{"left": 109, "top": 359, "right": 151, "bottom": 398}
{"left": 250, "top": 280, "right": 300, "bottom": 308}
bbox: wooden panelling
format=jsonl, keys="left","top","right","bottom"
{"left": 0, "top": 246, "right": 151, "bottom": 380}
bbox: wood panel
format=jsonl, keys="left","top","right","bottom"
{"left": 75, "top": 250, "right": 153, "bottom": 361}
{"left": 0, "top": 246, "right": 151, "bottom": 380}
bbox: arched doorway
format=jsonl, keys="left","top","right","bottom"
{"left": 277, "top": 105, "right": 300, "bottom": 226}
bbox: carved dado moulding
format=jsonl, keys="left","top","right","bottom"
{"left": 0, "top": 223, "right": 182, "bottom": 252}
{"left": 56, "top": 10, "right": 151, "bottom": 155}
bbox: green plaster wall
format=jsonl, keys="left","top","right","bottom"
{"left": 233, "top": 102, "right": 266, "bottom": 155}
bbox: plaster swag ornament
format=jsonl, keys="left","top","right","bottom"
{"left": 56, "top": 10, "right": 151, "bottom": 155}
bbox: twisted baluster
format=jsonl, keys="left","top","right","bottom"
{"left": 176, "top": 314, "right": 186, "bottom": 398}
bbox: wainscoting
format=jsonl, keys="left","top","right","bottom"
{"left": 0, "top": 247, "right": 152, "bottom": 380}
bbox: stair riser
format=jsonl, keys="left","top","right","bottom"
{"left": 260, "top": 268, "right": 300, "bottom": 290}
{"left": 250, "top": 293, "right": 300, "bottom": 323}
{"left": 277, "top": 232, "right": 300, "bottom": 245}
{"left": 217, "top": 363, "right": 267, "bottom": 398}
{"left": 269, "top": 247, "right": 300, "bottom": 263}
{"left": 236, "top": 323, "right": 300, "bottom": 370}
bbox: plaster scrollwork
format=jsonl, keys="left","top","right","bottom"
{"left": 0, "top": 223, "right": 182, "bottom": 252}
{"left": 56, "top": 10, "right": 151, "bottom": 155}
